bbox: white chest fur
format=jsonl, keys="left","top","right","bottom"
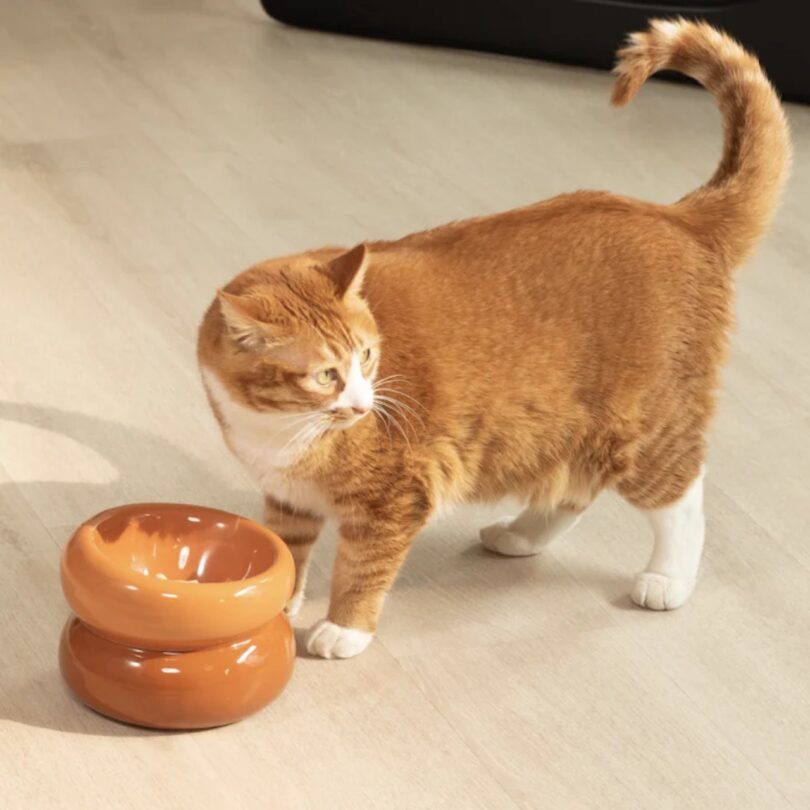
{"left": 201, "top": 366, "right": 334, "bottom": 517}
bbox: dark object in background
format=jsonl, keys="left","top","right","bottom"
{"left": 260, "top": 0, "right": 809, "bottom": 103}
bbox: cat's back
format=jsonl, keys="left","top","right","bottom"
{"left": 363, "top": 191, "right": 716, "bottom": 339}
{"left": 367, "top": 190, "right": 709, "bottom": 293}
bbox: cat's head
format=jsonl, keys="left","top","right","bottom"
{"left": 211, "top": 244, "right": 379, "bottom": 430}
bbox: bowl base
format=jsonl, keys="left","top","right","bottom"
{"left": 60, "top": 613, "right": 294, "bottom": 730}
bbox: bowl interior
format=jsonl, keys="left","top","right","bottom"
{"left": 91, "top": 505, "right": 276, "bottom": 584}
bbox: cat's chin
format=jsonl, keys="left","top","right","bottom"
{"left": 329, "top": 414, "right": 367, "bottom": 431}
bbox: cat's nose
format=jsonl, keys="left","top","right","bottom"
{"left": 351, "top": 405, "right": 369, "bottom": 416}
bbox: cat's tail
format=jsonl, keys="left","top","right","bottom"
{"left": 611, "top": 18, "right": 791, "bottom": 267}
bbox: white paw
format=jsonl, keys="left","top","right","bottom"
{"left": 631, "top": 572, "right": 694, "bottom": 610}
{"left": 305, "top": 620, "right": 373, "bottom": 659}
{"left": 285, "top": 591, "right": 305, "bottom": 619}
{"left": 480, "top": 517, "right": 542, "bottom": 557}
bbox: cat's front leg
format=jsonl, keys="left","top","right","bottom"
{"left": 305, "top": 496, "right": 431, "bottom": 659}
{"left": 305, "top": 531, "right": 412, "bottom": 659}
{"left": 264, "top": 495, "right": 324, "bottom": 618}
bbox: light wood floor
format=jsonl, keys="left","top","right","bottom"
{"left": 1, "top": 1, "right": 808, "bottom": 807}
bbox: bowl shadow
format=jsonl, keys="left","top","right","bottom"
{"left": 2, "top": 668, "right": 171, "bottom": 738}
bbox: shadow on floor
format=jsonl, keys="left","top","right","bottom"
{"left": 3, "top": 670, "right": 168, "bottom": 738}
{"left": 0, "top": 400, "right": 251, "bottom": 519}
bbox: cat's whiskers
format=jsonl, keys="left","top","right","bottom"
{"left": 373, "top": 392, "right": 425, "bottom": 425}
{"left": 277, "top": 413, "right": 327, "bottom": 461}
{"left": 296, "top": 420, "right": 327, "bottom": 454}
{"left": 371, "top": 400, "right": 413, "bottom": 454}
{"left": 371, "top": 375, "right": 426, "bottom": 450}
{"left": 263, "top": 412, "right": 324, "bottom": 464}
{"left": 373, "top": 375, "right": 426, "bottom": 411}
{"left": 371, "top": 404, "right": 393, "bottom": 439}
{"left": 373, "top": 380, "right": 428, "bottom": 415}
{"left": 373, "top": 392, "right": 425, "bottom": 438}
{"left": 374, "top": 399, "right": 420, "bottom": 439}
{"left": 265, "top": 410, "right": 322, "bottom": 445}
{"left": 373, "top": 374, "right": 404, "bottom": 386}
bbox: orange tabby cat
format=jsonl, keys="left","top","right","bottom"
{"left": 198, "top": 20, "right": 790, "bottom": 658}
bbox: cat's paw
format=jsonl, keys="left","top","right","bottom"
{"left": 631, "top": 572, "right": 694, "bottom": 610}
{"left": 480, "top": 518, "right": 542, "bottom": 557}
{"left": 285, "top": 591, "right": 305, "bottom": 619}
{"left": 305, "top": 619, "right": 373, "bottom": 659}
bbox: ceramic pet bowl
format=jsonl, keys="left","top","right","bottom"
{"left": 59, "top": 503, "right": 295, "bottom": 729}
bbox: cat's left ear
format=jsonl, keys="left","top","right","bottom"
{"left": 325, "top": 243, "right": 369, "bottom": 298}
{"left": 216, "top": 290, "right": 289, "bottom": 350}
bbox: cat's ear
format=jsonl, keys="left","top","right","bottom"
{"left": 325, "top": 243, "right": 369, "bottom": 298}
{"left": 217, "top": 290, "right": 288, "bottom": 350}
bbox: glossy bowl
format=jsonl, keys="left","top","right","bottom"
{"left": 59, "top": 503, "right": 296, "bottom": 729}
{"left": 61, "top": 503, "right": 294, "bottom": 650}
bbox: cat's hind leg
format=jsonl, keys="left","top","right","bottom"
{"left": 623, "top": 467, "right": 706, "bottom": 611}
{"left": 480, "top": 504, "right": 584, "bottom": 557}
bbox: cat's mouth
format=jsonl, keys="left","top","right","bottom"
{"left": 327, "top": 407, "right": 370, "bottom": 430}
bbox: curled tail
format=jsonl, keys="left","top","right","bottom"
{"left": 612, "top": 18, "right": 791, "bottom": 267}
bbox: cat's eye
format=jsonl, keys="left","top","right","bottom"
{"left": 361, "top": 348, "right": 372, "bottom": 364}
{"left": 315, "top": 368, "right": 337, "bottom": 386}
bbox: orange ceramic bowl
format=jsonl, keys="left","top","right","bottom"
{"left": 61, "top": 503, "right": 295, "bottom": 650}
{"left": 59, "top": 503, "right": 296, "bottom": 729}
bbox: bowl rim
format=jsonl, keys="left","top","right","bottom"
{"left": 74, "top": 502, "right": 289, "bottom": 596}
